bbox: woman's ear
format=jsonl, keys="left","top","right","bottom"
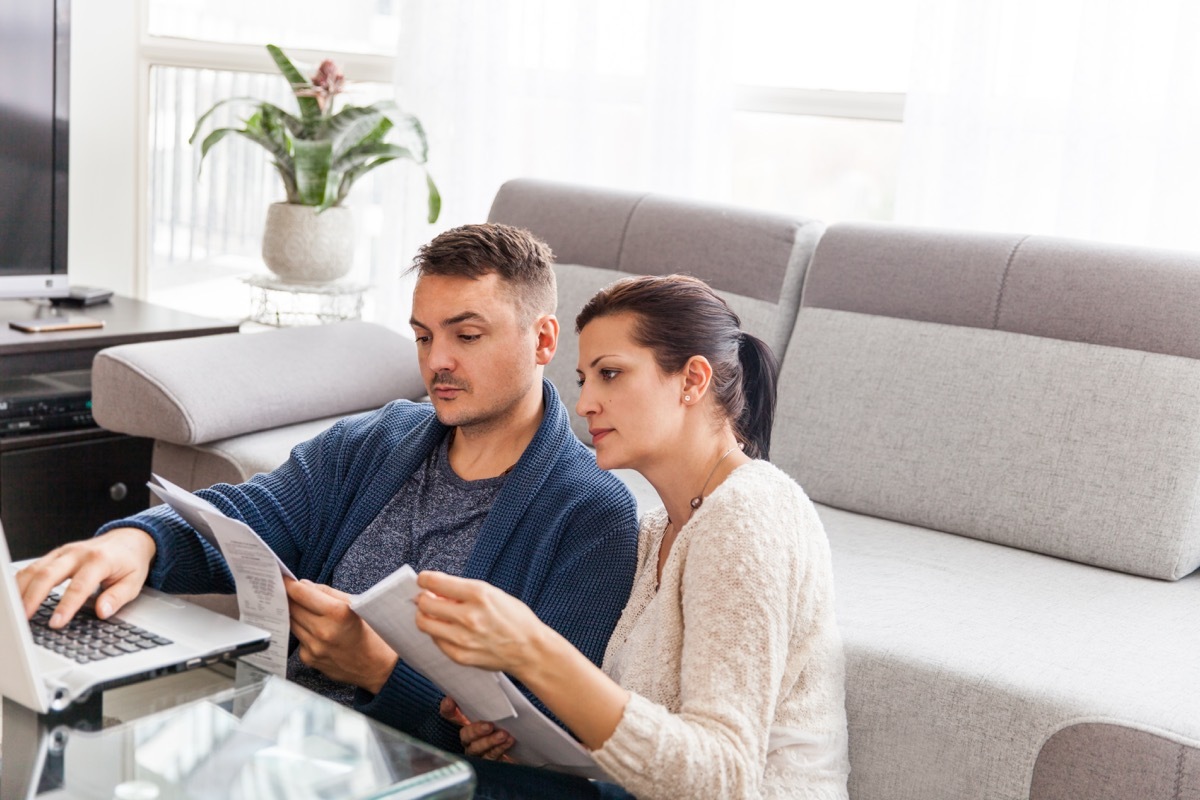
{"left": 681, "top": 355, "right": 714, "bottom": 403}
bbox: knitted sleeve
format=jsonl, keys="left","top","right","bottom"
{"left": 592, "top": 480, "right": 816, "bottom": 799}
{"left": 95, "top": 406, "right": 387, "bottom": 592}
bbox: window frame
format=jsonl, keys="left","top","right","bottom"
{"left": 131, "top": 5, "right": 905, "bottom": 298}
{"left": 133, "top": 4, "right": 397, "bottom": 298}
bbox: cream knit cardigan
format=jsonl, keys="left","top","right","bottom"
{"left": 593, "top": 460, "right": 850, "bottom": 800}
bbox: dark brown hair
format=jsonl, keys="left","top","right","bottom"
{"left": 576, "top": 274, "right": 779, "bottom": 459}
{"left": 409, "top": 223, "right": 557, "bottom": 324}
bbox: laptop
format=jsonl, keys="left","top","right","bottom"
{"left": 0, "top": 522, "right": 270, "bottom": 714}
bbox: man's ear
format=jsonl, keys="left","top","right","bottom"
{"left": 534, "top": 314, "right": 560, "bottom": 366}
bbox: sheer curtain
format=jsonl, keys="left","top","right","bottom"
{"left": 382, "top": 0, "right": 732, "bottom": 321}
{"left": 896, "top": 0, "right": 1200, "bottom": 250}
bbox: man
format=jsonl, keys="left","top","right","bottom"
{"left": 17, "top": 223, "right": 639, "bottom": 752}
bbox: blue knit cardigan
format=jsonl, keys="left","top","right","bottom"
{"left": 101, "top": 379, "right": 639, "bottom": 752}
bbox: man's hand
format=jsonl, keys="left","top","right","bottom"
{"left": 15, "top": 527, "right": 157, "bottom": 628}
{"left": 286, "top": 579, "right": 399, "bottom": 694}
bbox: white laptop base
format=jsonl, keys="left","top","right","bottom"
{"left": 0, "top": 524, "right": 270, "bottom": 714}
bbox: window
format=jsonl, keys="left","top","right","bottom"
{"left": 136, "top": 2, "right": 917, "bottom": 321}
{"left": 728, "top": 0, "right": 916, "bottom": 221}
{"left": 141, "top": 1, "right": 400, "bottom": 321}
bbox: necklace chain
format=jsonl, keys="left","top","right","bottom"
{"left": 689, "top": 444, "right": 740, "bottom": 511}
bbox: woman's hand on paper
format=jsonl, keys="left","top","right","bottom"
{"left": 419, "top": 571, "right": 633, "bottom": 753}
{"left": 15, "top": 527, "right": 156, "bottom": 627}
{"left": 286, "top": 578, "right": 399, "bottom": 694}
{"left": 414, "top": 570, "right": 548, "bottom": 676}
{"left": 439, "top": 696, "right": 517, "bottom": 761}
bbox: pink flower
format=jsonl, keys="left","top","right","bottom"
{"left": 294, "top": 59, "right": 346, "bottom": 113}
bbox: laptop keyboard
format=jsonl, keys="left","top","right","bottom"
{"left": 30, "top": 596, "right": 174, "bottom": 664}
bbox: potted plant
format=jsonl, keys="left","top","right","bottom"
{"left": 190, "top": 44, "right": 440, "bottom": 283}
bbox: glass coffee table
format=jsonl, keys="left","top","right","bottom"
{"left": 0, "top": 664, "right": 474, "bottom": 799}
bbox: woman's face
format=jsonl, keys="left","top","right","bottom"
{"left": 575, "top": 313, "right": 683, "bottom": 472}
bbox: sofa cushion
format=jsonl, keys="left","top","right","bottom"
{"left": 151, "top": 415, "right": 350, "bottom": 491}
{"left": 490, "top": 178, "right": 822, "bottom": 441}
{"left": 776, "top": 308, "right": 1200, "bottom": 580}
{"left": 781, "top": 222, "right": 1200, "bottom": 579}
{"left": 801, "top": 222, "right": 1200, "bottom": 359}
{"left": 1031, "top": 723, "right": 1200, "bottom": 800}
{"left": 819, "top": 503, "right": 1200, "bottom": 800}
{"left": 92, "top": 322, "right": 424, "bottom": 446}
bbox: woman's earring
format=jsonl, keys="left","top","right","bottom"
{"left": 684, "top": 395, "right": 691, "bottom": 402}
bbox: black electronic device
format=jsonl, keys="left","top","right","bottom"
{"left": 50, "top": 285, "right": 114, "bottom": 307}
{"left": 0, "top": 0, "right": 71, "bottom": 301}
{"left": 0, "top": 368, "right": 94, "bottom": 437}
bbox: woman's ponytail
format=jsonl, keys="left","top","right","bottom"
{"left": 735, "top": 332, "right": 779, "bottom": 460}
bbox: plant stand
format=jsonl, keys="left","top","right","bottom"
{"left": 242, "top": 275, "right": 371, "bottom": 326}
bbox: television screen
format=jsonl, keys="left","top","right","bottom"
{"left": 0, "top": 0, "right": 69, "bottom": 299}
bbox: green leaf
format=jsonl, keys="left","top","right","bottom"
{"left": 333, "top": 141, "right": 417, "bottom": 171}
{"left": 406, "top": 114, "right": 431, "bottom": 163}
{"left": 272, "top": 161, "right": 301, "bottom": 204}
{"left": 251, "top": 101, "right": 307, "bottom": 138}
{"left": 321, "top": 106, "right": 391, "bottom": 160}
{"left": 425, "top": 172, "right": 441, "bottom": 223}
{"left": 267, "top": 44, "right": 321, "bottom": 124}
{"left": 189, "top": 96, "right": 263, "bottom": 145}
{"left": 336, "top": 155, "right": 397, "bottom": 204}
{"left": 293, "top": 139, "right": 333, "bottom": 206}
{"left": 356, "top": 100, "right": 430, "bottom": 161}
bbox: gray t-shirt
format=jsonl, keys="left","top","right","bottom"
{"left": 287, "top": 432, "right": 508, "bottom": 704}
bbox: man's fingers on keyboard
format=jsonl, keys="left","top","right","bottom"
{"left": 16, "top": 549, "right": 79, "bottom": 620}
{"left": 46, "top": 562, "right": 108, "bottom": 628}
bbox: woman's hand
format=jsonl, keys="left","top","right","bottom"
{"left": 439, "top": 697, "right": 516, "bottom": 762}
{"left": 415, "top": 571, "right": 550, "bottom": 676}
{"left": 419, "top": 571, "right": 631, "bottom": 753}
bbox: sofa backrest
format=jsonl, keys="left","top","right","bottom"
{"left": 773, "top": 222, "right": 1200, "bottom": 580}
{"left": 488, "top": 178, "right": 825, "bottom": 441}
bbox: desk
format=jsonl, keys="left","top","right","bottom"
{"left": 0, "top": 663, "right": 474, "bottom": 799}
{"left": 0, "top": 297, "right": 239, "bottom": 560}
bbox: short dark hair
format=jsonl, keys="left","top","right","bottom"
{"left": 410, "top": 223, "right": 557, "bottom": 324}
{"left": 576, "top": 274, "right": 779, "bottom": 460}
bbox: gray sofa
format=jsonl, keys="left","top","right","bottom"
{"left": 92, "top": 178, "right": 1200, "bottom": 799}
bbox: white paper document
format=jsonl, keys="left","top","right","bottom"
{"left": 350, "top": 565, "right": 605, "bottom": 779}
{"left": 148, "top": 474, "right": 291, "bottom": 676}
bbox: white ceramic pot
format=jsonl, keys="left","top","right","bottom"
{"left": 261, "top": 202, "right": 355, "bottom": 283}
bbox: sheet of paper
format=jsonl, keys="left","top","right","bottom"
{"left": 195, "top": 508, "right": 290, "bottom": 676}
{"left": 350, "top": 565, "right": 516, "bottom": 722}
{"left": 148, "top": 474, "right": 296, "bottom": 579}
{"left": 350, "top": 566, "right": 604, "bottom": 778}
{"left": 494, "top": 680, "right": 608, "bottom": 779}
{"left": 148, "top": 476, "right": 290, "bottom": 676}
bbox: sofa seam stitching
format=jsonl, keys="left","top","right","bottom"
{"left": 1175, "top": 743, "right": 1185, "bottom": 800}
{"left": 992, "top": 235, "right": 1030, "bottom": 329}
{"left": 614, "top": 193, "right": 649, "bottom": 273}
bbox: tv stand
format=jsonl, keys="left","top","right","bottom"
{"left": 0, "top": 296, "right": 238, "bottom": 559}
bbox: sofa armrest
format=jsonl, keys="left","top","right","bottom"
{"left": 91, "top": 321, "right": 424, "bottom": 446}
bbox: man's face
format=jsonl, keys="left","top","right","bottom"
{"left": 410, "top": 272, "right": 544, "bottom": 432}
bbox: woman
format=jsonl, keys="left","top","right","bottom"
{"left": 415, "top": 274, "right": 850, "bottom": 799}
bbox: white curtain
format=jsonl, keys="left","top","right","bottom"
{"left": 896, "top": 0, "right": 1200, "bottom": 250}
{"left": 381, "top": 0, "right": 732, "bottom": 322}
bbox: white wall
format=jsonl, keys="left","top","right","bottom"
{"left": 68, "top": 2, "right": 140, "bottom": 297}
